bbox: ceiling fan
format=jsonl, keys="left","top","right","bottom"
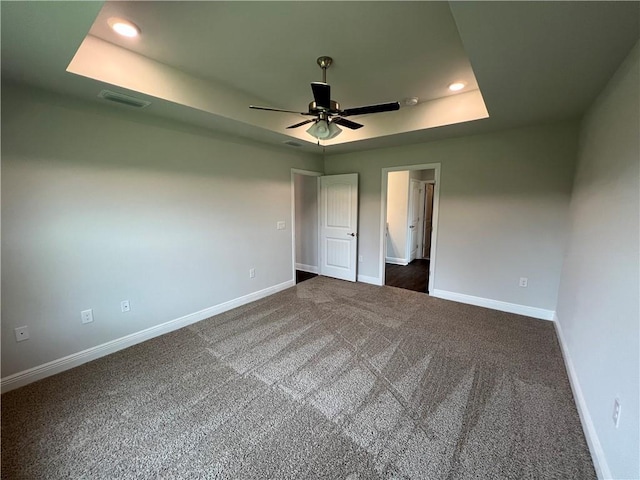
{"left": 249, "top": 56, "right": 400, "bottom": 140}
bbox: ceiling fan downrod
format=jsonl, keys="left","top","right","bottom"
{"left": 317, "top": 56, "right": 333, "bottom": 83}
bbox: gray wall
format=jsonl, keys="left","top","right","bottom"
{"left": 325, "top": 121, "right": 579, "bottom": 311}
{"left": 1, "top": 84, "right": 323, "bottom": 377}
{"left": 294, "top": 173, "right": 319, "bottom": 270}
{"left": 556, "top": 43, "right": 639, "bottom": 479}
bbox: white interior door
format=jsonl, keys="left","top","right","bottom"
{"left": 407, "top": 179, "right": 420, "bottom": 262}
{"left": 319, "top": 174, "right": 358, "bottom": 282}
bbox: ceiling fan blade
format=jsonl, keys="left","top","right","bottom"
{"left": 287, "top": 119, "right": 315, "bottom": 129}
{"left": 249, "top": 105, "right": 308, "bottom": 114}
{"left": 341, "top": 102, "right": 400, "bottom": 117}
{"left": 332, "top": 117, "right": 364, "bottom": 130}
{"left": 311, "top": 82, "right": 331, "bottom": 109}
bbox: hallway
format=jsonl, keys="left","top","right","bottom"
{"left": 385, "top": 259, "right": 430, "bottom": 294}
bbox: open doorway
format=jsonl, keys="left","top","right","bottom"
{"left": 291, "top": 169, "right": 321, "bottom": 284}
{"left": 381, "top": 164, "right": 440, "bottom": 294}
{"left": 292, "top": 170, "right": 360, "bottom": 284}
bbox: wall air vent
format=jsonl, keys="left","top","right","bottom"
{"left": 283, "top": 141, "right": 303, "bottom": 147}
{"left": 98, "top": 90, "right": 151, "bottom": 108}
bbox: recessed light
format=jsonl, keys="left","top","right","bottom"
{"left": 448, "top": 82, "right": 466, "bottom": 92}
{"left": 404, "top": 97, "right": 419, "bottom": 106}
{"left": 108, "top": 17, "right": 140, "bottom": 38}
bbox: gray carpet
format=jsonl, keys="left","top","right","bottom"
{"left": 1, "top": 277, "right": 595, "bottom": 479}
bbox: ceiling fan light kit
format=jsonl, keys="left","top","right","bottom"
{"left": 307, "top": 119, "right": 342, "bottom": 140}
{"left": 249, "top": 56, "right": 400, "bottom": 142}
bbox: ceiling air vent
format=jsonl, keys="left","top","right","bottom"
{"left": 283, "top": 141, "right": 303, "bottom": 147}
{"left": 98, "top": 90, "right": 151, "bottom": 108}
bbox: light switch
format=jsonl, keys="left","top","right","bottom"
{"left": 277, "top": 221, "right": 286, "bottom": 230}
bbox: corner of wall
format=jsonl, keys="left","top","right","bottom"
{"left": 553, "top": 314, "right": 611, "bottom": 480}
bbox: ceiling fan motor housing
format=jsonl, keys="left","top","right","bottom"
{"left": 309, "top": 100, "right": 340, "bottom": 114}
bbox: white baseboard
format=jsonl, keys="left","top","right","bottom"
{"left": 295, "top": 263, "right": 318, "bottom": 274}
{"left": 431, "top": 289, "right": 555, "bottom": 321}
{"left": 553, "top": 314, "right": 610, "bottom": 480}
{"left": 357, "top": 274, "right": 383, "bottom": 286}
{"left": 1, "top": 280, "right": 295, "bottom": 393}
{"left": 385, "top": 257, "right": 408, "bottom": 266}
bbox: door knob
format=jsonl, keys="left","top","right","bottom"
{"left": 347, "top": 232, "right": 357, "bottom": 237}
{"left": 409, "top": 225, "right": 415, "bottom": 229}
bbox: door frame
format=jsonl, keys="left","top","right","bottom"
{"left": 380, "top": 163, "right": 441, "bottom": 293}
{"left": 291, "top": 168, "right": 323, "bottom": 283}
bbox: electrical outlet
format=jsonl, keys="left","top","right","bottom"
{"left": 359, "top": 255, "right": 364, "bottom": 263}
{"left": 276, "top": 221, "right": 286, "bottom": 230}
{"left": 613, "top": 398, "right": 621, "bottom": 428}
{"left": 121, "top": 300, "right": 130, "bottom": 313}
{"left": 81, "top": 309, "right": 94, "bottom": 324}
{"left": 519, "top": 277, "right": 528, "bottom": 288}
{"left": 14, "top": 326, "right": 30, "bottom": 342}
{"left": 249, "top": 268, "right": 256, "bottom": 279}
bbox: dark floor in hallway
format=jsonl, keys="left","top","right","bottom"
{"left": 385, "top": 259, "right": 430, "bottom": 293}
{"left": 296, "top": 270, "right": 317, "bottom": 284}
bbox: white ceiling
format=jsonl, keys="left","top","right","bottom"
{"left": 90, "top": 2, "right": 480, "bottom": 111}
{"left": 2, "top": 1, "right": 638, "bottom": 155}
